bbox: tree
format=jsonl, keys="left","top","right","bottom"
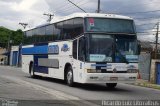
{"left": 0, "top": 27, "right": 12, "bottom": 48}
{"left": 12, "top": 29, "right": 23, "bottom": 45}
{"left": 0, "top": 26, "right": 23, "bottom": 48}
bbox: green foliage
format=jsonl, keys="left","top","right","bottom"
{"left": 11, "top": 29, "right": 23, "bottom": 45}
{"left": 0, "top": 27, "right": 11, "bottom": 48}
{"left": 0, "top": 27, "right": 23, "bottom": 48}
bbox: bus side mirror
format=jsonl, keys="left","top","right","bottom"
{"left": 138, "top": 44, "right": 141, "bottom": 55}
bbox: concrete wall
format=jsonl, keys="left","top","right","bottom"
{"left": 150, "top": 59, "right": 160, "bottom": 83}
{"left": 139, "top": 52, "right": 151, "bottom": 81}
{"left": 0, "top": 48, "right": 6, "bottom": 58}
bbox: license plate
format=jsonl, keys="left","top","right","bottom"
{"left": 110, "top": 77, "right": 118, "bottom": 81}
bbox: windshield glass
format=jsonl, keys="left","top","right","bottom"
{"left": 85, "top": 18, "right": 135, "bottom": 33}
{"left": 85, "top": 34, "right": 138, "bottom": 63}
{"left": 86, "top": 34, "right": 114, "bottom": 62}
{"left": 115, "top": 35, "right": 138, "bottom": 63}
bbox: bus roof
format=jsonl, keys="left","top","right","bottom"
{"left": 52, "top": 13, "right": 133, "bottom": 23}
{"left": 24, "top": 13, "right": 133, "bottom": 31}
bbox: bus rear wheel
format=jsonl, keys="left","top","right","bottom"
{"left": 106, "top": 83, "right": 117, "bottom": 88}
{"left": 66, "top": 66, "right": 74, "bottom": 87}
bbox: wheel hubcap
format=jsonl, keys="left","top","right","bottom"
{"left": 31, "top": 70, "right": 33, "bottom": 76}
{"left": 30, "top": 67, "right": 34, "bottom": 76}
{"left": 67, "top": 71, "right": 72, "bottom": 84}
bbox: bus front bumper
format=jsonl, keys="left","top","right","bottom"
{"left": 83, "top": 73, "right": 138, "bottom": 84}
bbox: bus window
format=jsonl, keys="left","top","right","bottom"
{"left": 55, "top": 22, "right": 63, "bottom": 40}
{"left": 24, "top": 18, "right": 84, "bottom": 43}
{"left": 45, "top": 24, "right": 54, "bottom": 36}
{"left": 85, "top": 18, "right": 135, "bottom": 33}
{"left": 38, "top": 27, "right": 46, "bottom": 36}
{"left": 63, "top": 19, "right": 74, "bottom": 40}
{"left": 54, "top": 23, "right": 61, "bottom": 40}
{"left": 78, "top": 37, "right": 85, "bottom": 61}
{"left": 73, "top": 18, "right": 83, "bottom": 38}
{"left": 59, "top": 18, "right": 84, "bottom": 40}
{"left": 26, "top": 30, "right": 32, "bottom": 36}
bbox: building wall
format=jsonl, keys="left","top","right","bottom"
{"left": 0, "top": 48, "right": 7, "bottom": 65}
{"left": 0, "top": 48, "right": 6, "bottom": 58}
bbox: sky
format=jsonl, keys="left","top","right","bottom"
{"left": 0, "top": 0, "right": 160, "bottom": 42}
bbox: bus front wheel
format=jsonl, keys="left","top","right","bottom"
{"left": 66, "top": 66, "right": 74, "bottom": 87}
{"left": 106, "top": 83, "right": 117, "bottom": 88}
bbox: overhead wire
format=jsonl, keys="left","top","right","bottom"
{"left": 54, "top": 0, "right": 90, "bottom": 14}
{"left": 51, "top": 0, "right": 68, "bottom": 9}
{"left": 136, "top": 23, "right": 158, "bottom": 26}
{"left": 135, "top": 16, "right": 160, "bottom": 20}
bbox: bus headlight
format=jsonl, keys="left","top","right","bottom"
{"left": 87, "top": 69, "right": 101, "bottom": 73}
{"left": 127, "top": 69, "right": 138, "bottom": 73}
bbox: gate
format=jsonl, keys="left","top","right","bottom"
{"left": 156, "top": 63, "right": 160, "bottom": 84}
{"left": 12, "top": 51, "right": 18, "bottom": 66}
{"left": 139, "top": 53, "right": 151, "bottom": 81}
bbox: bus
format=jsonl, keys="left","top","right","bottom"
{"left": 22, "top": 13, "right": 140, "bottom": 88}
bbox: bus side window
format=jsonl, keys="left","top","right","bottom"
{"left": 63, "top": 19, "right": 74, "bottom": 40}
{"left": 73, "top": 18, "right": 83, "bottom": 38}
{"left": 73, "top": 40, "right": 77, "bottom": 59}
{"left": 78, "top": 37, "right": 85, "bottom": 61}
{"left": 56, "top": 22, "right": 63, "bottom": 40}
{"left": 54, "top": 23, "right": 61, "bottom": 40}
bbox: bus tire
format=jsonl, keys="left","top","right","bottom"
{"left": 106, "top": 83, "right": 117, "bottom": 88}
{"left": 29, "top": 63, "right": 35, "bottom": 78}
{"left": 66, "top": 66, "right": 74, "bottom": 87}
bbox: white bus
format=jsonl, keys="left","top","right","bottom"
{"left": 22, "top": 13, "right": 140, "bottom": 88}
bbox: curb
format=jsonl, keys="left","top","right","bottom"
{"left": 133, "top": 80, "right": 160, "bottom": 90}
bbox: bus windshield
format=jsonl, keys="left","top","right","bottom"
{"left": 85, "top": 34, "right": 138, "bottom": 63}
{"left": 86, "top": 34, "right": 114, "bottom": 62}
{"left": 85, "top": 18, "right": 135, "bottom": 33}
{"left": 115, "top": 35, "right": 138, "bottom": 63}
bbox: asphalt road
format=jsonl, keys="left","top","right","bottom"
{"left": 0, "top": 65, "right": 160, "bottom": 105}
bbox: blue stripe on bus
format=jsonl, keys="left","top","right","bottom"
{"left": 34, "top": 55, "right": 48, "bottom": 74}
{"left": 22, "top": 45, "right": 48, "bottom": 55}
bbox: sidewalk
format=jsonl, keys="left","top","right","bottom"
{"left": 133, "top": 79, "right": 160, "bottom": 90}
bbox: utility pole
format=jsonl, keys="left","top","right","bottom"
{"left": 19, "top": 23, "right": 28, "bottom": 29}
{"left": 155, "top": 22, "right": 159, "bottom": 59}
{"left": 43, "top": 13, "right": 54, "bottom": 22}
{"left": 97, "top": 0, "right": 101, "bottom": 13}
{"left": 7, "top": 32, "right": 12, "bottom": 65}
